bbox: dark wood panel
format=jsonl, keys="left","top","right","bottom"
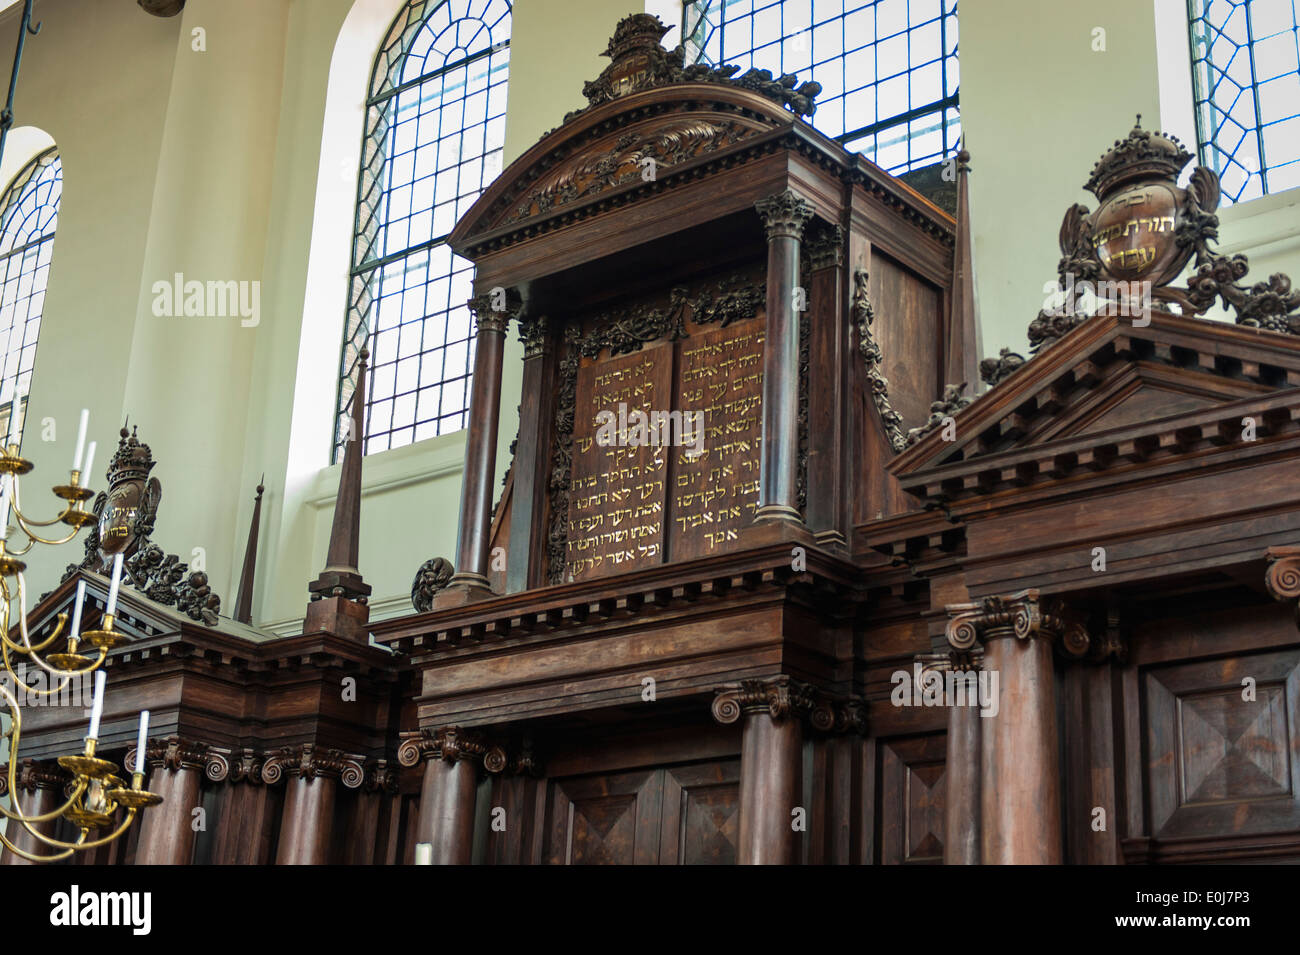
{"left": 879, "top": 734, "right": 946, "bottom": 865}
{"left": 1144, "top": 647, "right": 1300, "bottom": 849}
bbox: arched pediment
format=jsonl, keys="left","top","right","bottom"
{"left": 449, "top": 13, "right": 827, "bottom": 254}
{"left": 450, "top": 82, "right": 808, "bottom": 251}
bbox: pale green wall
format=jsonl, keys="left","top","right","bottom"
{"left": 958, "top": 0, "right": 1164, "bottom": 356}
{"left": 6, "top": 0, "right": 179, "bottom": 594}
{"left": 5, "top": 0, "right": 1298, "bottom": 632}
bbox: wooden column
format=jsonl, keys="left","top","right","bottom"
{"left": 802, "top": 224, "right": 848, "bottom": 539}
{"left": 753, "top": 190, "right": 813, "bottom": 525}
{"left": 445, "top": 293, "right": 515, "bottom": 601}
{"left": 399, "top": 727, "right": 504, "bottom": 865}
{"left": 0, "top": 760, "right": 66, "bottom": 865}
{"left": 946, "top": 590, "right": 1082, "bottom": 865}
{"left": 132, "top": 737, "right": 215, "bottom": 866}
{"left": 712, "top": 677, "right": 827, "bottom": 865}
{"left": 264, "top": 744, "right": 364, "bottom": 865}
{"left": 940, "top": 652, "right": 983, "bottom": 865}
{"left": 507, "top": 315, "right": 556, "bottom": 592}
{"left": 210, "top": 750, "right": 279, "bottom": 864}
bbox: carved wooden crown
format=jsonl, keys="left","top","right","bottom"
{"left": 571, "top": 13, "right": 822, "bottom": 122}
{"left": 1085, "top": 116, "right": 1193, "bottom": 198}
{"left": 106, "top": 425, "right": 156, "bottom": 485}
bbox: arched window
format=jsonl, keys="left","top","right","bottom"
{"left": 336, "top": 0, "right": 512, "bottom": 458}
{"left": 1187, "top": 0, "right": 1300, "bottom": 203}
{"left": 683, "top": 0, "right": 959, "bottom": 174}
{"left": 0, "top": 147, "right": 60, "bottom": 449}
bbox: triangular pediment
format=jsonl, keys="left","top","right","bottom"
{"left": 23, "top": 570, "right": 277, "bottom": 648}
{"left": 1028, "top": 361, "right": 1270, "bottom": 444}
{"left": 889, "top": 311, "right": 1300, "bottom": 502}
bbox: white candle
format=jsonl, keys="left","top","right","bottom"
{"left": 72, "top": 408, "right": 89, "bottom": 471}
{"left": 70, "top": 580, "right": 86, "bottom": 638}
{"left": 414, "top": 843, "right": 433, "bottom": 865}
{"left": 87, "top": 669, "right": 106, "bottom": 739}
{"left": 104, "top": 553, "right": 124, "bottom": 618}
{"left": 134, "top": 710, "right": 150, "bottom": 774}
{"left": 6, "top": 392, "right": 21, "bottom": 449}
{"left": 0, "top": 474, "right": 9, "bottom": 541}
{"left": 82, "top": 441, "right": 96, "bottom": 486}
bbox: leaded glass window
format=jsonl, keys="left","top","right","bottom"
{"left": 1188, "top": 0, "right": 1300, "bottom": 203}
{"left": 337, "top": 0, "right": 511, "bottom": 458}
{"left": 682, "top": 0, "right": 960, "bottom": 174}
{"left": 0, "top": 147, "right": 60, "bottom": 450}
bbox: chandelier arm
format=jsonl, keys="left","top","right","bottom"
{"left": 0, "top": 609, "right": 67, "bottom": 657}
{"left": 0, "top": 780, "right": 91, "bottom": 825}
{"left": 0, "top": 632, "right": 83, "bottom": 696}
{"left": 13, "top": 521, "right": 80, "bottom": 544}
{"left": 8, "top": 573, "right": 109, "bottom": 678}
{"left": 0, "top": 827, "right": 80, "bottom": 862}
{"left": 31, "top": 809, "right": 138, "bottom": 851}
{"left": 9, "top": 471, "right": 75, "bottom": 528}
{"left": 0, "top": 683, "right": 91, "bottom": 826}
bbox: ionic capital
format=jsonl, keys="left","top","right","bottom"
{"left": 711, "top": 675, "right": 865, "bottom": 734}
{"left": 946, "top": 589, "right": 1091, "bottom": 658}
{"left": 396, "top": 727, "right": 509, "bottom": 774}
{"left": 127, "top": 736, "right": 229, "bottom": 780}
{"left": 261, "top": 743, "right": 365, "bottom": 789}
{"left": 1266, "top": 545, "right": 1300, "bottom": 626}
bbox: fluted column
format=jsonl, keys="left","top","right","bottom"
{"left": 753, "top": 190, "right": 813, "bottom": 525}
{"left": 0, "top": 760, "right": 68, "bottom": 865}
{"left": 131, "top": 737, "right": 224, "bottom": 865}
{"left": 946, "top": 590, "right": 1087, "bottom": 864}
{"left": 263, "top": 744, "right": 364, "bottom": 865}
{"left": 445, "top": 292, "right": 518, "bottom": 602}
{"left": 400, "top": 727, "right": 507, "bottom": 864}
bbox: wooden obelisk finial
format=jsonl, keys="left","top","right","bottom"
{"left": 946, "top": 145, "right": 983, "bottom": 389}
{"left": 233, "top": 476, "right": 264, "bottom": 624}
{"left": 305, "top": 345, "right": 372, "bottom": 640}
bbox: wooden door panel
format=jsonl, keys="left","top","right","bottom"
{"left": 879, "top": 734, "right": 946, "bottom": 864}
{"left": 545, "top": 758, "right": 740, "bottom": 864}
{"left": 545, "top": 768, "right": 664, "bottom": 865}
{"left": 1144, "top": 648, "right": 1300, "bottom": 842}
{"left": 659, "top": 760, "right": 740, "bottom": 864}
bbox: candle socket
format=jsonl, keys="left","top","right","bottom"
{"left": 82, "top": 612, "right": 129, "bottom": 650}
{"left": 54, "top": 469, "right": 95, "bottom": 507}
{"left": 0, "top": 538, "right": 26, "bottom": 576}
{"left": 0, "top": 443, "right": 32, "bottom": 474}
{"left": 46, "top": 633, "right": 98, "bottom": 671}
{"left": 112, "top": 770, "right": 163, "bottom": 810}
{"left": 57, "top": 736, "right": 118, "bottom": 781}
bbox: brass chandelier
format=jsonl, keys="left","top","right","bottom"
{"left": 0, "top": 409, "right": 162, "bottom": 861}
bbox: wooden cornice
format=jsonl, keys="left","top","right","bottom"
{"left": 372, "top": 542, "right": 874, "bottom": 656}
{"left": 890, "top": 311, "right": 1300, "bottom": 503}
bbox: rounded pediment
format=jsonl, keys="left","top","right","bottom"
{"left": 449, "top": 81, "right": 817, "bottom": 252}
